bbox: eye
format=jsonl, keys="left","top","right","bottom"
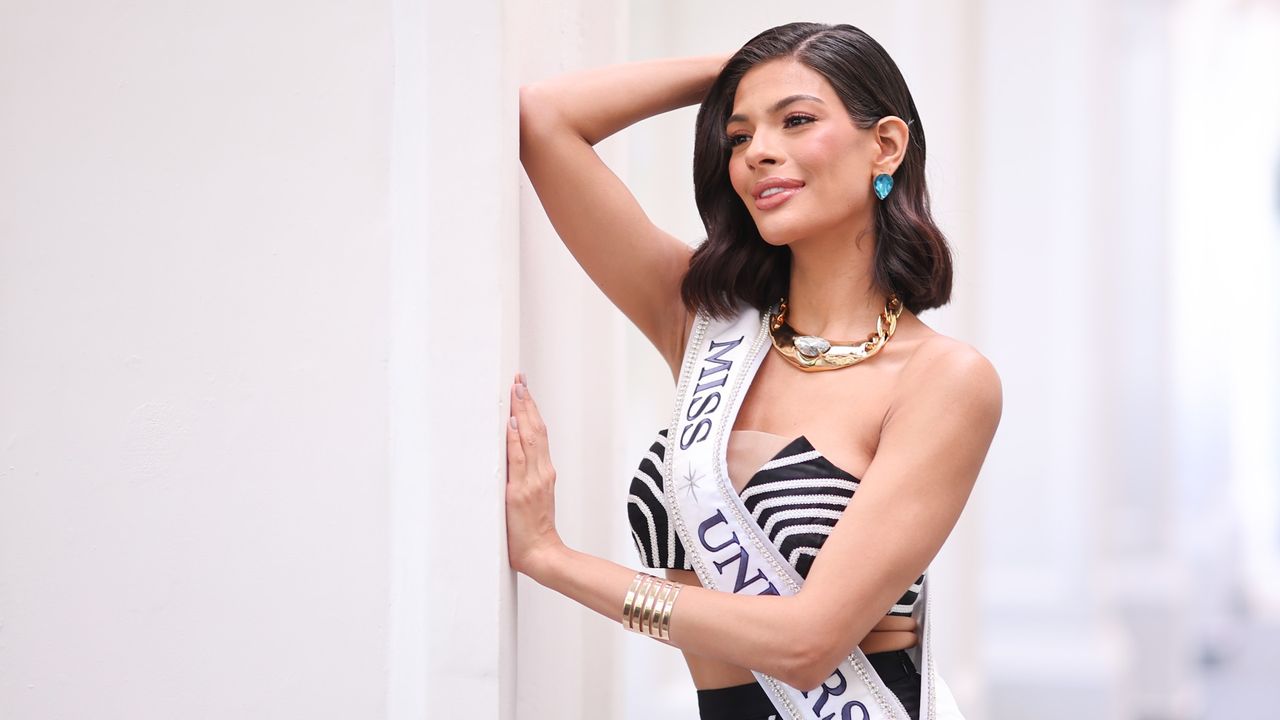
{"left": 725, "top": 114, "right": 814, "bottom": 148}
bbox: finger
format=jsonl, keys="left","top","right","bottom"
{"left": 506, "top": 408, "right": 525, "bottom": 473}
{"left": 513, "top": 381, "right": 557, "bottom": 480}
{"left": 512, "top": 380, "right": 546, "bottom": 453}
{"left": 519, "top": 381, "right": 545, "bottom": 433}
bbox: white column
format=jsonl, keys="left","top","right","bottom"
{"left": 390, "top": 0, "right": 521, "bottom": 718}
{"left": 973, "top": 0, "right": 1131, "bottom": 717}
{"left": 1168, "top": 2, "right": 1280, "bottom": 712}
{"left": 1092, "top": 1, "right": 1202, "bottom": 717}
{"left": 509, "top": 2, "right": 636, "bottom": 719}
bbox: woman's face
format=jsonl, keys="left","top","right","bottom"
{"left": 725, "top": 58, "right": 877, "bottom": 247}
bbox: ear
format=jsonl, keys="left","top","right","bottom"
{"left": 872, "top": 116, "right": 910, "bottom": 175}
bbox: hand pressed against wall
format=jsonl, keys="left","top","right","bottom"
{"left": 505, "top": 374, "right": 566, "bottom": 575}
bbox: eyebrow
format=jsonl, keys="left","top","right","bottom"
{"left": 726, "top": 94, "right": 825, "bottom": 126}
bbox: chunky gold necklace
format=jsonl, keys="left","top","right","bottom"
{"left": 767, "top": 294, "right": 903, "bottom": 372}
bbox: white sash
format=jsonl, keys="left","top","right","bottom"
{"left": 663, "top": 302, "right": 965, "bottom": 720}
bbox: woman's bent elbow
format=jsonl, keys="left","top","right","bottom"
{"left": 518, "top": 84, "right": 541, "bottom": 115}
{"left": 782, "top": 666, "right": 838, "bottom": 694}
{"left": 775, "top": 640, "right": 840, "bottom": 692}
{"left": 519, "top": 85, "right": 563, "bottom": 133}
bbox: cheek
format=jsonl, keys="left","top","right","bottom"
{"left": 794, "top": 133, "right": 871, "bottom": 224}
{"left": 796, "top": 129, "right": 864, "bottom": 183}
{"left": 726, "top": 157, "right": 750, "bottom": 199}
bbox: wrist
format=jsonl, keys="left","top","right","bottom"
{"left": 525, "top": 534, "right": 569, "bottom": 584}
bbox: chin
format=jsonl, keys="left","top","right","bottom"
{"left": 757, "top": 232, "right": 796, "bottom": 248}
{"left": 749, "top": 203, "right": 833, "bottom": 246}
{"left": 752, "top": 218, "right": 808, "bottom": 248}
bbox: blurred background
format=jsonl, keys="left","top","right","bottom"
{"left": 1, "top": 0, "right": 1276, "bottom": 718}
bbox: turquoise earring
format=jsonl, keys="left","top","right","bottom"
{"left": 873, "top": 173, "right": 894, "bottom": 200}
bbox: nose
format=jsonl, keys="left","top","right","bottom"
{"left": 743, "top": 128, "right": 782, "bottom": 169}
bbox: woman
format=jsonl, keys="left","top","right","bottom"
{"left": 508, "top": 22, "right": 1001, "bottom": 720}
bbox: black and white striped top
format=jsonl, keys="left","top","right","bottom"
{"left": 627, "top": 428, "right": 924, "bottom": 617}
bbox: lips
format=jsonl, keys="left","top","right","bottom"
{"left": 751, "top": 177, "right": 804, "bottom": 211}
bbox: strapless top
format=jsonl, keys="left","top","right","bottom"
{"left": 626, "top": 428, "right": 924, "bottom": 617}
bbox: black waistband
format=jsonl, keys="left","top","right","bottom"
{"left": 695, "top": 651, "right": 918, "bottom": 720}
{"left": 866, "top": 649, "right": 918, "bottom": 684}
{"left": 696, "top": 680, "right": 775, "bottom": 720}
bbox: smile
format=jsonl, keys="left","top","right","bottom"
{"left": 754, "top": 186, "right": 800, "bottom": 210}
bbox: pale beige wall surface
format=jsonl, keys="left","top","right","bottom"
{"left": 0, "top": 1, "right": 394, "bottom": 718}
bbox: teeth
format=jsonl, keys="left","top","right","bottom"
{"left": 760, "top": 186, "right": 791, "bottom": 198}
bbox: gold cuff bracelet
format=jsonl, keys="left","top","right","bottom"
{"left": 621, "top": 572, "right": 683, "bottom": 640}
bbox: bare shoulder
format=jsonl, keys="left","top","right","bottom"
{"left": 894, "top": 333, "right": 1003, "bottom": 426}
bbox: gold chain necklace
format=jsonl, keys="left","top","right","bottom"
{"left": 767, "top": 294, "right": 903, "bottom": 372}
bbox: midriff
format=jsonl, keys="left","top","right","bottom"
{"left": 669, "top": 564, "right": 919, "bottom": 689}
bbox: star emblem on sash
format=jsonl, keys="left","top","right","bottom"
{"left": 677, "top": 462, "right": 704, "bottom": 502}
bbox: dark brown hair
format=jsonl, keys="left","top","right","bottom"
{"left": 681, "top": 22, "right": 953, "bottom": 319}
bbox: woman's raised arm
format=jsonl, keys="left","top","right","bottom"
{"left": 519, "top": 55, "right": 729, "bottom": 376}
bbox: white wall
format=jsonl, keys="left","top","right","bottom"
{"left": 1, "top": 0, "right": 396, "bottom": 717}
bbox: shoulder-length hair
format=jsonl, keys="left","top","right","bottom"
{"left": 681, "top": 22, "right": 953, "bottom": 320}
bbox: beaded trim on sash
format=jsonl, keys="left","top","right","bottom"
{"left": 663, "top": 302, "right": 961, "bottom": 720}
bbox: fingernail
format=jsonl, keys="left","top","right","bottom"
{"left": 509, "top": 416, "right": 518, "bottom": 429}
{"left": 514, "top": 383, "right": 525, "bottom": 399}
